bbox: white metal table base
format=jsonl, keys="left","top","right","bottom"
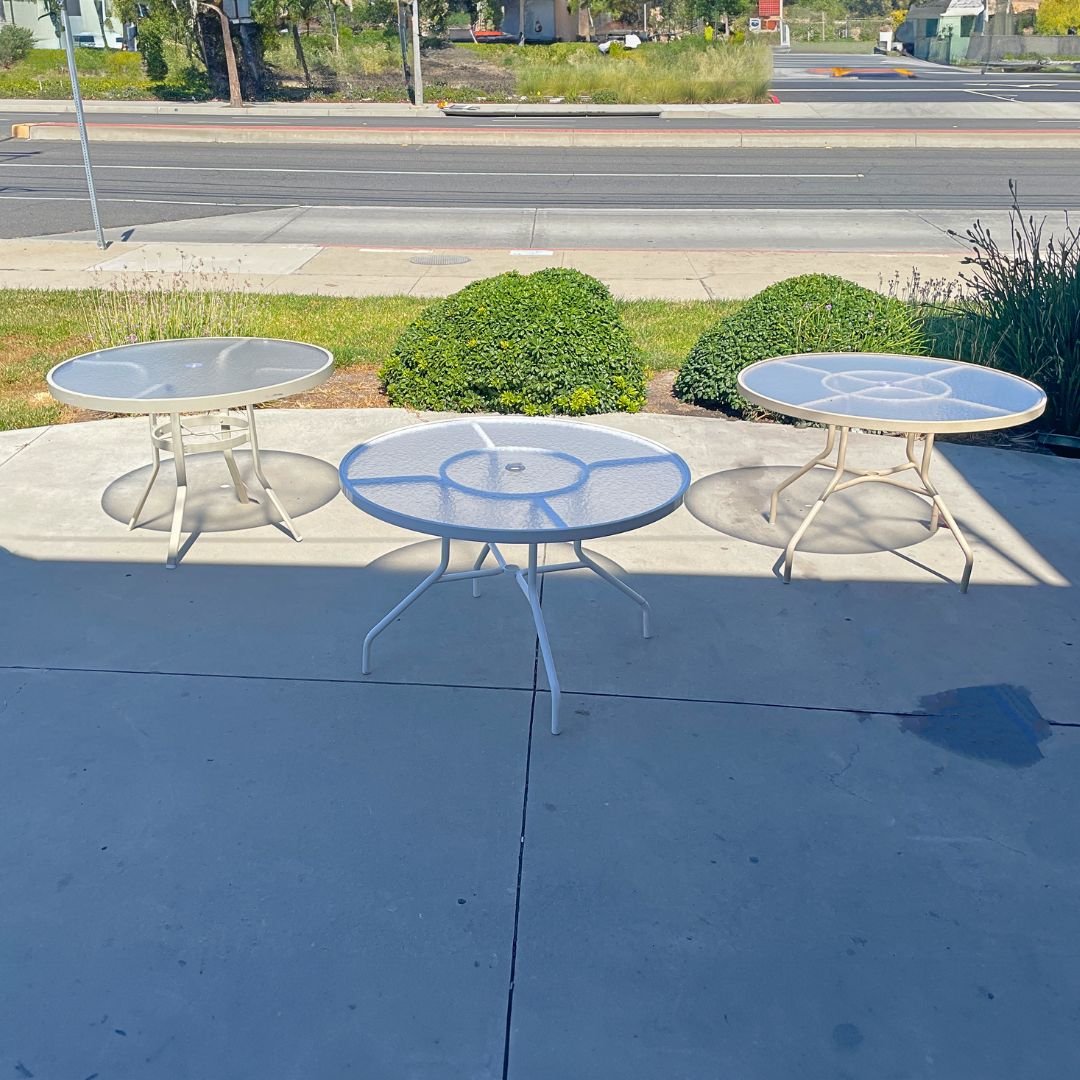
{"left": 128, "top": 404, "right": 302, "bottom": 568}
{"left": 361, "top": 538, "right": 652, "bottom": 734}
{"left": 771, "top": 426, "right": 974, "bottom": 592}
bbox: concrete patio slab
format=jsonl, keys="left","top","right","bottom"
{"left": 0, "top": 423, "right": 48, "bottom": 468}
{"left": 533, "top": 414, "right": 1078, "bottom": 719}
{"left": 0, "top": 408, "right": 1077, "bottom": 1078}
{"left": 511, "top": 693, "right": 1080, "bottom": 1080}
{"left": 0, "top": 668, "right": 526, "bottom": 1080}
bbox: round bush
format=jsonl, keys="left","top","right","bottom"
{"left": 673, "top": 274, "right": 927, "bottom": 415}
{"left": 381, "top": 269, "right": 647, "bottom": 415}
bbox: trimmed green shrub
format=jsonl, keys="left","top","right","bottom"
{"left": 382, "top": 269, "right": 647, "bottom": 415}
{"left": 673, "top": 274, "right": 927, "bottom": 415}
{"left": 0, "top": 26, "right": 34, "bottom": 69}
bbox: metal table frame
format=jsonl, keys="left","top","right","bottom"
{"left": 362, "top": 537, "right": 652, "bottom": 735}
{"left": 769, "top": 426, "right": 974, "bottom": 589}
{"left": 131, "top": 406, "right": 300, "bottom": 569}
{"left": 340, "top": 418, "right": 690, "bottom": 735}
{"left": 738, "top": 353, "right": 1046, "bottom": 592}
{"left": 47, "top": 338, "right": 333, "bottom": 568}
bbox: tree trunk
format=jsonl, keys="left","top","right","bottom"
{"left": 200, "top": 2, "right": 243, "bottom": 106}
{"left": 290, "top": 22, "right": 312, "bottom": 85}
{"left": 94, "top": 0, "right": 113, "bottom": 49}
{"left": 325, "top": 0, "right": 340, "bottom": 55}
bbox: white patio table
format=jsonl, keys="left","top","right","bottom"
{"left": 339, "top": 416, "right": 691, "bottom": 734}
{"left": 737, "top": 352, "right": 1046, "bottom": 591}
{"left": 47, "top": 337, "right": 333, "bottom": 567}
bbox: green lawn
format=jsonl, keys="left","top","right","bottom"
{"left": 0, "top": 289, "right": 738, "bottom": 431}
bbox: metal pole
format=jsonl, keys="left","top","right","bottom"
{"left": 409, "top": 0, "right": 423, "bottom": 105}
{"left": 61, "top": 0, "right": 106, "bottom": 249}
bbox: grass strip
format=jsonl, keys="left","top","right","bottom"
{"left": 2, "top": 289, "right": 738, "bottom": 431}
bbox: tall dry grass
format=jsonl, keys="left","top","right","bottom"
{"left": 515, "top": 40, "right": 772, "bottom": 104}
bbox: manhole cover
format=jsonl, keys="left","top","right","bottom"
{"left": 410, "top": 254, "right": 472, "bottom": 266}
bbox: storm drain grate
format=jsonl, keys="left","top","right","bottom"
{"left": 410, "top": 254, "right": 472, "bottom": 266}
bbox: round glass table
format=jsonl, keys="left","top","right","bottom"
{"left": 48, "top": 338, "right": 333, "bottom": 567}
{"left": 340, "top": 416, "right": 691, "bottom": 734}
{"left": 737, "top": 352, "right": 1046, "bottom": 590}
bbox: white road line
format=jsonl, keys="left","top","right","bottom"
{"left": 0, "top": 164, "right": 866, "bottom": 179}
{"left": 0, "top": 199, "right": 1052, "bottom": 213}
{"left": 963, "top": 88, "right": 1019, "bottom": 101}
{"left": 0, "top": 194, "right": 295, "bottom": 207}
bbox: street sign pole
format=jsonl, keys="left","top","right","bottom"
{"left": 60, "top": 0, "right": 107, "bottom": 249}
{"left": 410, "top": 0, "right": 423, "bottom": 105}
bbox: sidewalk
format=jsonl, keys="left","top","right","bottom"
{"left": 0, "top": 408, "right": 1077, "bottom": 1077}
{"left": 0, "top": 237, "right": 968, "bottom": 300}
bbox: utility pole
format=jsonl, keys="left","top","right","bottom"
{"left": 61, "top": 0, "right": 106, "bottom": 249}
{"left": 410, "top": 0, "right": 423, "bottom": 104}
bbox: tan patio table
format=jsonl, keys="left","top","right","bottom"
{"left": 738, "top": 352, "right": 1046, "bottom": 591}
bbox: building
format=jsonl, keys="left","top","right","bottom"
{"left": 896, "top": 0, "right": 987, "bottom": 61}
{"left": 498, "top": 0, "right": 581, "bottom": 42}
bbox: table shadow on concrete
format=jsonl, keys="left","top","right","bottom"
{"left": 684, "top": 465, "right": 937, "bottom": 555}
{"left": 100, "top": 450, "right": 340, "bottom": 536}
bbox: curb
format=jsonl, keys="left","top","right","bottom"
{"left": 12, "top": 120, "right": 1080, "bottom": 149}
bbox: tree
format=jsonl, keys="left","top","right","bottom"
{"left": 1036, "top": 0, "right": 1080, "bottom": 33}
{"left": 711, "top": 0, "right": 749, "bottom": 36}
{"left": 92, "top": 0, "right": 115, "bottom": 48}
{"left": 198, "top": 0, "right": 243, "bottom": 104}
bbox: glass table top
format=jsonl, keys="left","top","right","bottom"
{"left": 340, "top": 417, "right": 691, "bottom": 543}
{"left": 48, "top": 338, "right": 333, "bottom": 413}
{"left": 738, "top": 353, "right": 1046, "bottom": 434}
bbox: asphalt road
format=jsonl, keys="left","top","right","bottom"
{"left": 770, "top": 50, "right": 1080, "bottom": 102}
{"left": 1, "top": 142, "right": 1076, "bottom": 249}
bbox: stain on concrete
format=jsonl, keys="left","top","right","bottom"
{"left": 904, "top": 685, "right": 1051, "bottom": 768}
{"left": 832, "top": 1022, "right": 864, "bottom": 1051}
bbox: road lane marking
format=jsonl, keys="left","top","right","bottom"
{"left": 0, "top": 164, "right": 865, "bottom": 179}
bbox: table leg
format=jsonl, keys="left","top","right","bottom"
{"left": 573, "top": 540, "right": 651, "bottom": 638}
{"left": 128, "top": 412, "right": 161, "bottom": 531}
{"left": 220, "top": 412, "right": 251, "bottom": 504}
{"left": 166, "top": 412, "right": 188, "bottom": 570}
{"left": 471, "top": 543, "right": 491, "bottom": 597}
{"left": 518, "top": 543, "right": 562, "bottom": 736}
{"left": 773, "top": 428, "right": 974, "bottom": 591}
{"left": 782, "top": 426, "right": 850, "bottom": 583}
{"left": 914, "top": 434, "right": 974, "bottom": 592}
{"left": 362, "top": 537, "right": 452, "bottom": 675}
{"left": 769, "top": 425, "right": 837, "bottom": 525}
{"left": 246, "top": 404, "right": 301, "bottom": 542}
